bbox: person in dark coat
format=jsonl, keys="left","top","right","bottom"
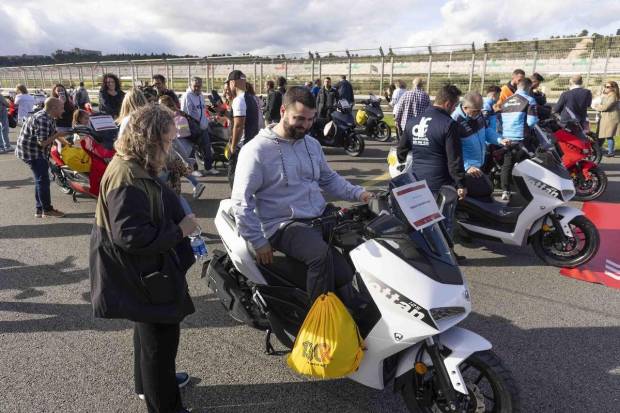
{"left": 264, "top": 80, "right": 282, "bottom": 123}
{"left": 98, "top": 73, "right": 125, "bottom": 119}
{"left": 316, "top": 76, "right": 339, "bottom": 119}
{"left": 336, "top": 75, "right": 354, "bottom": 104}
{"left": 90, "top": 104, "right": 199, "bottom": 413}
{"left": 553, "top": 74, "right": 592, "bottom": 130}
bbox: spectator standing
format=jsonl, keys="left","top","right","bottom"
{"left": 180, "top": 76, "right": 218, "bottom": 176}
{"left": 15, "top": 97, "right": 69, "bottom": 218}
{"left": 494, "top": 69, "right": 525, "bottom": 111}
{"left": 264, "top": 80, "right": 282, "bottom": 124}
{"left": 304, "top": 81, "right": 313, "bottom": 89}
{"left": 336, "top": 75, "right": 354, "bottom": 104}
{"left": 316, "top": 76, "right": 339, "bottom": 119}
{"left": 74, "top": 81, "right": 91, "bottom": 110}
{"left": 246, "top": 83, "right": 265, "bottom": 130}
{"left": 594, "top": 81, "right": 620, "bottom": 157}
{"left": 276, "top": 76, "right": 287, "bottom": 95}
{"left": 389, "top": 80, "right": 407, "bottom": 108}
{"left": 90, "top": 104, "right": 198, "bottom": 413}
{"left": 15, "top": 84, "right": 35, "bottom": 124}
{"left": 553, "top": 74, "right": 593, "bottom": 130}
{"left": 311, "top": 79, "right": 321, "bottom": 97}
{"left": 483, "top": 85, "right": 502, "bottom": 134}
{"left": 0, "top": 91, "right": 10, "bottom": 152}
{"left": 152, "top": 74, "right": 180, "bottom": 109}
{"left": 51, "top": 84, "right": 76, "bottom": 130}
{"left": 393, "top": 77, "right": 430, "bottom": 134}
{"left": 228, "top": 70, "right": 259, "bottom": 155}
{"left": 98, "top": 74, "right": 125, "bottom": 119}
{"left": 117, "top": 88, "right": 149, "bottom": 135}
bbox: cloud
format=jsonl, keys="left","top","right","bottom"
{"left": 0, "top": 0, "right": 618, "bottom": 57}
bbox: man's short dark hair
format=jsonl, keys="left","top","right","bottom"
{"left": 266, "top": 80, "right": 275, "bottom": 89}
{"left": 324, "top": 76, "right": 331, "bottom": 81}
{"left": 513, "top": 69, "right": 525, "bottom": 76}
{"left": 531, "top": 72, "right": 544, "bottom": 82}
{"left": 79, "top": 81, "right": 84, "bottom": 87}
{"left": 435, "top": 84, "right": 462, "bottom": 105}
{"left": 152, "top": 74, "right": 166, "bottom": 83}
{"left": 341, "top": 75, "right": 346, "bottom": 80}
{"left": 277, "top": 76, "right": 287, "bottom": 87}
{"left": 283, "top": 86, "right": 316, "bottom": 109}
{"left": 486, "top": 85, "right": 501, "bottom": 94}
{"left": 518, "top": 78, "right": 533, "bottom": 90}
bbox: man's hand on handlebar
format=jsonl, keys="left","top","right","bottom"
{"left": 457, "top": 187, "right": 467, "bottom": 200}
{"left": 500, "top": 138, "right": 513, "bottom": 146}
{"left": 466, "top": 166, "right": 483, "bottom": 178}
{"left": 255, "top": 243, "right": 274, "bottom": 265}
{"left": 359, "top": 191, "right": 375, "bottom": 203}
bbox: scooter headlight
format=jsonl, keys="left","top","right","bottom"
{"left": 387, "top": 152, "right": 397, "bottom": 166}
{"left": 430, "top": 306, "right": 466, "bottom": 322}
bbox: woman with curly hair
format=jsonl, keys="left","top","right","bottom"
{"left": 98, "top": 73, "right": 125, "bottom": 119}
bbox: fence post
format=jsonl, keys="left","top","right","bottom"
{"left": 532, "top": 40, "right": 539, "bottom": 73}
{"left": 601, "top": 37, "right": 613, "bottom": 89}
{"left": 212, "top": 62, "right": 216, "bottom": 92}
{"left": 58, "top": 66, "right": 63, "bottom": 85}
{"left": 39, "top": 68, "right": 45, "bottom": 90}
{"left": 346, "top": 50, "right": 351, "bottom": 81}
{"left": 584, "top": 37, "right": 596, "bottom": 88}
{"left": 468, "top": 43, "right": 476, "bottom": 92}
{"left": 389, "top": 54, "right": 394, "bottom": 86}
{"left": 165, "top": 60, "right": 170, "bottom": 86}
{"left": 318, "top": 55, "right": 322, "bottom": 79}
{"left": 90, "top": 66, "right": 95, "bottom": 90}
{"left": 426, "top": 46, "right": 433, "bottom": 93}
{"left": 187, "top": 63, "right": 191, "bottom": 88}
{"left": 310, "top": 52, "right": 315, "bottom": 82}
{"left": 480, "top": 44, "right": 488, "bottom": 93}
{"left": 254, "top": 61, "right": 258, "bottom": 92}
{"left": 170, "top": 64, "right": 175, "bottom": 91}
{"left": 284, "top": 60, "right": 288, "bottom": 82}
{"left": 150, "top": 63, "right": 154, "bottom": 80}
{"left": 379, "top": 47, "right": 385, "bottom": 95}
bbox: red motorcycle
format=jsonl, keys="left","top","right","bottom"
{"left": 542, "top": 117, "right": 607, "bottom": 201}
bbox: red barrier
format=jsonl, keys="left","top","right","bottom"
{"left": 560, "top": 202, "right": 620, "bottom": 289}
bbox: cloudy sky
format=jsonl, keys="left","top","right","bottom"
{"left": 1, "top": 0, "right": 618, "bottom": 56}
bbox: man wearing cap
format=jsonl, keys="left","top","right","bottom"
{"left": 228, "top": 70, "right": 259, "bottom": 154}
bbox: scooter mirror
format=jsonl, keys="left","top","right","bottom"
{"left": 323, "top": 121, "right": 335, "bottom": 137}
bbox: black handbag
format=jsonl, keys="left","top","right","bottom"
{"left": 8, "top": 112, "right": 17, "bottom": 128}
{"left": 181, "top": 112, "right": 203, "bottom": 144}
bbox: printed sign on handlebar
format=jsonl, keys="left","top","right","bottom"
{"left": 392, "top": 180, "right": 444, "bottom": 230}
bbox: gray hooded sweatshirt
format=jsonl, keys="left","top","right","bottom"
{"left": 231, "top": 126, "right": 365, "bottom": 250}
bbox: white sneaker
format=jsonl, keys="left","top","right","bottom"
{"left": 501, "top": 191, "right": 510, "bottom": 201}
{"left": 204, "top": 168, "right": 220, "bottom": 175}
{"left": 191, "top": 170, "right": 204, "bottom": 177}
{"left": 192, "top": 183, "right": 205, "bottom": 199}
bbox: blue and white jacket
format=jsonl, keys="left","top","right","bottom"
{"left": 500, "top": 90, "right": 538, "bottom": 140}
{"left": 452, "top": 105, "right": 501, "bottom": 171}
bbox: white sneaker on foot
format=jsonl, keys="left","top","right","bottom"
{"left": 204, "top": 168, "right": 220, "bottom": 175}
{"left": 501, "top": 191, "right": 510, "bottom": 201}
{"left": 192, "top": 183, "right": 205, "bottom": 199}
{"left": 191, "top": 170, "right": 204, "bottom": 177}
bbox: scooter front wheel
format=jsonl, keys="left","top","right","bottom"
{"left": 531, "top": 215, "right": 600, "bottom": 268}
{"left": 374, "top": 121, "right": 392, "bottom": 142}
{"left": 573, "top": 167, "right": 607, "bottom": 201}
{"left": 344, "top": 134, "right": 365, "bottom": 157}
{"left": 402, "top": 350, "right": 520, "bottom": 413}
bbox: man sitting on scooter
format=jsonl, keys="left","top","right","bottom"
{"left": 231, "top": 86, "right": 373, "bottom": 304}
{"left": 499, "top": 78, "right": 539, "bottom": 201}
{"left": 452, "top": 92, "right": 502, "bottom": 200}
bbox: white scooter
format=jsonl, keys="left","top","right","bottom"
{"left": 387, "top": 125, "right": 600, "bottom": 268}
{"left": 205, "top": 173, "right": 520, "bottom": 412}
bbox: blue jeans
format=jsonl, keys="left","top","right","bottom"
{"left": 198, "top": 129, "right": 213, "bottom": 170}
{"left": 0, "top": 109, "right": 9, "bottom": 149}
{"left": 607, "top": 137, "right": 615, "bottom": 155}
{"left": 24, "top": 157, "right": 52, "bottom": 212}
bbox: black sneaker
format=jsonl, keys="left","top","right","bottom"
{"left": 35, "top": 209, "right": 43, "bottom": 218}
{"left": 137, "top": 372, "right": 190, "bottom": 400}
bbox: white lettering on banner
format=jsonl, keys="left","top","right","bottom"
{"left": 410, "top": 117, "right": 431, "bottom": 146}
{"left": 604, "top": 259, "right": 620, "bottom": 281}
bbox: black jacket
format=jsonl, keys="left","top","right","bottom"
{"left": 264, "top": 89, "right": 282, "bottom": 123}
{"left": 553, "top": 87, "right": 592, "bottom": 125}
{"left": 397, "top": 106, "right": 465, "bottom": 191}
{"left": 89, "top": 156, "right": 195, "bottom": 324}
{"left": 336, "top": 80, "right": 354, "bottom": 104}
{"left": 316, "top": 87, "right": 339, "bottom": 119}
{"left": 98, "top": 90, "right": 125, "bottom": 119}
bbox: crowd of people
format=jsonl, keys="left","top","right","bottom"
{"left": 1, "top": 68, "right": 619, "bottom": 413}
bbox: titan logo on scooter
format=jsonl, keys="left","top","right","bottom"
{"left": 526, "top": 177, "right": 561, "bottom": 199}
{"left": 365, "top": 274, "right": 437, "bottom": 329}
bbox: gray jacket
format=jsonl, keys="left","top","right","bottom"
{"left": 231, "top": 126, "right": 364, "bottom": 249}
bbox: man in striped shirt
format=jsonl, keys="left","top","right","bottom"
{"left": 393, "top": 77, "right": 431, "bottom": 135}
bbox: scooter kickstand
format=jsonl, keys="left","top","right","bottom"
{"left": 264, "top": 328, "right": 276, "bottom": 355}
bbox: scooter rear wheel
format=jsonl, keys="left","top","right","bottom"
{"left": 374, "top": 121, "right": 392, "bottom": 142}
{"left": 531, "top": 215, "right": 600, "bottom": 268}
{"left": 402, "top": 350, "right": 520, "bottom": 413}
{"left": 573, "top": 167, "right": 607, "bottom": 201}
{"left": 344, "top": 134, "right": 365, "bottom": 157}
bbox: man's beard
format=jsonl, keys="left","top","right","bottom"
{"left": 283, "top": 118, "right": 308, "bottom": 140}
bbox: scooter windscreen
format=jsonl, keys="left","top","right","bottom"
{"left": 386, "top": 172, "right": 463, "bottom": 285}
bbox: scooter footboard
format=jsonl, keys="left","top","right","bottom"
{"left": 394, "top": 327, "right": 491, "bottom": 395}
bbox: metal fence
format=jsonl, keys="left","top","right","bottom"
{"left": 1, "top": 36, "right": 619, "bottom": 101}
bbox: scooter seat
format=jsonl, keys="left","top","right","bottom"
{"left": 246, "top": 241, "right": 308, "bottom": 290}
{"left": 458, "top": 197, "right": 522, "bottom": 224}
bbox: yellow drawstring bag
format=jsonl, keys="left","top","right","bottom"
{"left": 355, "top": 109, "right": 368, "bottom": 126}
{"left": 61, "top": 146, "right": 91, "bottom": 173}
{"left": 287, "top": 292, "right": 365, "bottom": 379}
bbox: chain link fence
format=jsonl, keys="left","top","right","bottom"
{"left": 1, "top": 36, "right": 619, "bottom": 101}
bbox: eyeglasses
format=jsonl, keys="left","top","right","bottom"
{"left": 605, "top": 85, "right": 612, "bottom": 88}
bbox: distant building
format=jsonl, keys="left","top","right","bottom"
{"left": 54, "top": 48, "right": 102, "bottom": 56}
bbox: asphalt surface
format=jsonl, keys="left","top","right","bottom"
{"left": 1, "top": 128, "right": 619, "bottom": 413}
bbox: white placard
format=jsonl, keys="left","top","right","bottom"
{"left": 391, "top": 180, "right": 444, "bottom": 230}
{"left": 89, "top": 115, "right": 118, "bottom": 131}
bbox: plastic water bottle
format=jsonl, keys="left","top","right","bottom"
{"left": 190, "top": 228, "right": 208, "bottom": 263}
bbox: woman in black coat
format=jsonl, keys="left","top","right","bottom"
{"left": 98, "top": 73, "right": 125, "bottom": 119}
{"left": 90, "top": 104, "right": 199, "bottom": 413}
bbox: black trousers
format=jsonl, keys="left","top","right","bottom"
{"left": 134, "top": 322, "right": 182, "bottom": 413}
{"left": 464, "top": 174, "right": 493, "bottom": 201}
{"left": 269, "top": 222, "right": 355, "bottom": 305}
{"left": 500, "top": 150, "right": 516, "bottom": 192}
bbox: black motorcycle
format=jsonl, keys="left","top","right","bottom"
{"left": 356, "top": 94, "right": 391, "bottom": 142}
{"left": 310, "top": 99, "right": 365, "bottom": 157}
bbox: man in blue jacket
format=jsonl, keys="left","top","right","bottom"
{"left": 499, "top": 78, "right": 539, "bottom": 200}
{"left": 452, "top": 92, "right": 501, "bottom": 198}
{"left": 231, "top": 86, "right": 373, "bottom": 303}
